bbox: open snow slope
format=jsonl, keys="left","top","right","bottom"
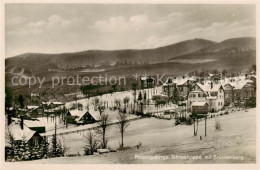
{"left": 26, "top": 108, "right": 256, "bottom": 164}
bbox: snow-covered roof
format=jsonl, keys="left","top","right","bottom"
{"left": 88, "top": 106, "right": 101, "bottom": 121}
{"left": 163, "top": 78, "right": 175, "bottom": 86}
{"left": 163, "top": 76, "right": 194, "bottom": 86}
{"left": 11, "top": 118, "right": 45, "bottom": 128}
{"left": 227, "top": 80, "right": 255, "bottom": 90}
{"left": 69, "top": 109, "right": 86, "bottom": 117}
{"left": 44, "top": 109, "right": 55, "bottom": 113}
{"left": 140, "top": 76, "right": 154, "bottom": 81}
{"left": 18, "top": 108, "right": 27, "bottom": 111}
{"left": 42, "top": 102, "right": 51, "bottom": 104}
{"left": 52, "top": 102, "right": 64, "bottom": 105}
{"left": 189, "top": 77, "right": 196, "bottom": 81}
{"left": 176, "top": 79, "right": 188, "bottom": 86}
{"left": 27, "top": 106, "right": 39, "bottom": 110}
{"left": 7, "top": 120, "right": 37, "bottom": 142}
{"left": 24, "top": 120, "right": 45, "bottom": 128}
{"left": 197, "top": 83, "right": 222, "bottom": 92}
{"left": 191, "top": 102, "right": 208, "bottom": 107}
{"left": 69, "top": 107, "right": 101, "bottom": 122}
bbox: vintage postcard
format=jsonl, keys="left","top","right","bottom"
{"left": 1, "top": 0, "right": 259, "bottom": 169}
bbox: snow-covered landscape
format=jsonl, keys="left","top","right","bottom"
{"left": 3, "top": 3, "right": 258, "bottom": 169}
{"left": 26, "top": 108, "right": 256, "bottom": 164}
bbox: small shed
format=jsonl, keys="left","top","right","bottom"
{"left": 191, "top": 102, "right": 209, "bottom": 114}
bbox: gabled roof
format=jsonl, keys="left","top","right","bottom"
{"left": 88, "top": 106, "right": 102, "bottom": 121}
{"left": 12, "top": 118, "right": 45, "bottom": 128}
{"left": 69, "top": 108, "right": 86, "bottom": 117}
{"left": 7, "top": 120, "right": 37, "bottom": 142}
{"left": 229, "top": 80, "right": 255, "bottom": 90}
{"left": 176, "top": 79, "right": 189, "bottom": 86}
{"left": 196, "top": 83, "right": 222, "bottom": 92}
{"left": 162, "top": 77, "right": 175, "bottom": 86}
{"left": 24, "top": 120, "right": 45, "bottom": 128}
{"left": 69, "top": 106, "right": 101, "bottom": 122}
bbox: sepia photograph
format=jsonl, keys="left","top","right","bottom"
{"left": 1, "top": 1, "right": 259, "bottom": 168}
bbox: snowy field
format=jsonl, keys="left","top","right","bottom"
{"left": 65, "top": 86, "right": 163, "bottom": 109}
{"left": 32, "top": 86, "right": 163, "bottom": 134}
{"left": 26, "top": 107, "right": 256, "bottom": 164}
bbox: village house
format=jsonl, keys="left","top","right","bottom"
{"left": 67, "top": 106, "right": 101, "bottom": 125}
{"left": 223, "top": 83, "right": 234, "bottom": 104}
{"left": 162, "top": 77, "right": 176, "bottom": 97}
{"left": 187, "top": 82, "right": 225, "bottom": 112}
{"left": 26, "top": 105, "right": 40, "bottom": 117}
{"left": 140, "top": 76, "right": 155, "bottom": 88}
{"left": 162, "top": 76, "right": 196, "bottom": 100}
{"left": 222, "top": 77, "right": 256, "bottom": 105}
{"left": 176, "top": 77, "right": 196, "bottom": 99}
{"left": 41, "top": 101, "right": 64, "bottom": 109}
{"left": 6, "top": 116, "right": 44, "bottom": 148}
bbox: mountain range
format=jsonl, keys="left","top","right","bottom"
{"left": 5, "top": 37, "right": 256, "bottom": 78}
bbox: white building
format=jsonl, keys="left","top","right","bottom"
{"left": 187, "top": 82, "right": 225, "bottom": 112}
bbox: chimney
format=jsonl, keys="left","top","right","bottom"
{"left": 211, "top": 81, "right": 213, "bottom": 89}
{"left": 7, "top": 114, "right": 12, "bottom": 126}
{"left": 20, "top": 115, "right": 24, "bottom": 130}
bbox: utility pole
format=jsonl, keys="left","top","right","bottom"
{"left": 205, "top": 114, "right": 207, "bottom": 136}
{"left": 53, "top": 121, "right": 57, "bottom": 157}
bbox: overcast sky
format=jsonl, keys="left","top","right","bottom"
{"left": 5, "top": 4, "right": 256, "bottom": 57}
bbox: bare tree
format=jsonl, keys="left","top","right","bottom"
{"left": 115, "top": 99, "right": 121, "bottom": 109}
{"left": 84, "top": 130, "right": 99, "bottom": 155}
{"left": 97, "top": 113, "right": 110, "bottom": 148}
{"left": 117, "top": 112, "right": 130, "bottom": 148}
{"left": 123, "top": 97, "right": 130, "bottom": 111}
{"left": 97, "top": 104, "right": 105, "bottom": 116}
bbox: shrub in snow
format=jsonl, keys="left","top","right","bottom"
{"left": 215, "top": 119, "right": 222, "bottom": 131}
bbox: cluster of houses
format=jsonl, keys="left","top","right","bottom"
{"left": 156, "top": 73, "right": 256, "bottom": 114}
{"left": 5, "top": 101, "right": 65, "bottom": 149}
{"left": 5, "top": 72, "right": 256, "bottom": 151}
{"left": 5, "top": 102, "right": 103, "bottom": 153}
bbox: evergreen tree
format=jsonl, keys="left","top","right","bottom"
{"left": 51, "top": 122, "right": 57, "bottom": 157}
{"left": 13, "top": 143, "right": 20, "bottom": 161}
{"left": 18, "top": 94, "right": 25, "bottom": 108}
{"left": 143, "top": 91, "right": 147, "bottom": 103}
{"left": 5, "top": 87, "right": 13, "bottom": 112}
{"left": 24, "top": 142, "right": 31, "bottom": 160}
{"left": 173, "top": 84, "right": 178, "bottom": 104}
{"left": 138, "top": 91, "right": 143, "bottom": 101}
{"left": 40, "top": 139, "right": 49, "bottom": 158}
{"left": 19, "top": 140, "right": 26, "bottom": 161}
